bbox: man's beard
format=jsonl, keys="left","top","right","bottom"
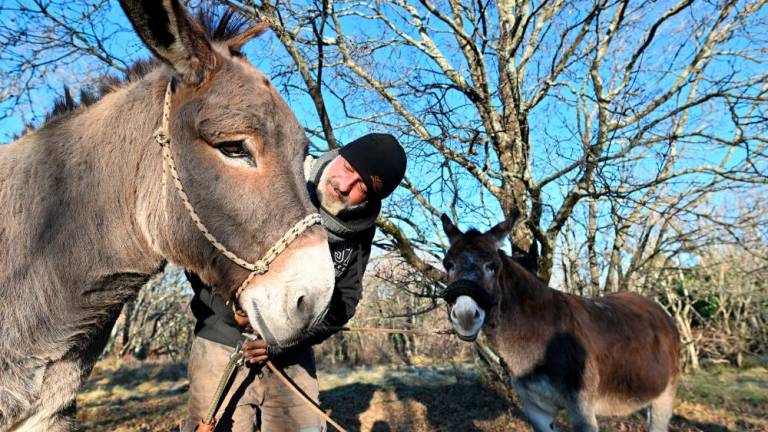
{"left": 317, "top": 169, "right": 366, "bottom": 217}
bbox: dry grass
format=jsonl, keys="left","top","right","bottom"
{"left": 76, "top": 358, "right": 768, "bottom": 431}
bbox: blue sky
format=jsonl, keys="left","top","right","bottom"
{"left": 2, "top": 0, "right": 765, "bottom": 287}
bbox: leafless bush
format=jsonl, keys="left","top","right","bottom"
{"left": 104, "top": 266, "right": 195, "bottom": 362}
{"left": 315, "top": 255, "right": 472, "bottom": 368}
{"left": 654, "top": 244, "right": 768, "bottom": 370}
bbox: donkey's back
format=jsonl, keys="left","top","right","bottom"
{"left": 506, "top": 286, "right": 681, "bottom": 432}
{"left": 566, "top": 291, "right": 681, "bottom": 417}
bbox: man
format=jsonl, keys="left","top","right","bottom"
{"left": 181, "top": 133, "right": 407, "bottom": 432}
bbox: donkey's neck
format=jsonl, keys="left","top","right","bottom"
{"left": 484, "top": 256, "right": 565, "bottom": 376}
{"left": 499, "top": 256, "right": 555, "bottom": 309}
{"left": 0, "top": 70, "right": 170, "bottom": 360}
{"left": 25, "top": 72, "right": 168, "bottom": 271}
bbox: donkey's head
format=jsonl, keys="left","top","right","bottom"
{"left": 120, "top": 1, "right": 334, "bottom": 346}
{"left": 440, "top": 211, "right": 519, "bottom": 341}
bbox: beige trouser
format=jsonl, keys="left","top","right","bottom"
{"left": 180, "top": 336, "right": 325, "bottom": 432}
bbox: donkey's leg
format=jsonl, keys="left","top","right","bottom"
{"left": 648, "top": 382, "right": 676, "bottom": 432}
{"left": 9, "top": 360, "right": 83, "bottom": 432}
{"left": 8, "top": 402, "right": 75, "bottom": 432}
{"left": 517, "top": 393, "right": 560, "bottom": 432}
{"left": 566, "top": 399, "right": 599, "bottom": 432}
{"left": 570, "top": 413, "right": 598, "bottom": 432}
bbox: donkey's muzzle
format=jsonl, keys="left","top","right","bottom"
{"left": 238, "top": 232, "right": 334, "bottom": 347}
{"left": 443, "top": 279, "right": 497, "bottom": 311}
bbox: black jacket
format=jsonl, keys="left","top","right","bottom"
{"left": 189, "top": 151, "right": 377, "bottom": 348}
{"left": 188, "top": 227, "right": 373, "bottom": 348}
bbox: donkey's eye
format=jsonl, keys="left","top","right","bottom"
{"left": 217, "top": 140, "right": 247, "bottom": 157}
{"left": 444, "top": 262, "right": 454, "bottom": 273}
{"left": 485, "top": 262, "right": 498, "bottom": 273}
{"left": 216, "top": 141, "right": 255, "bottom": 165}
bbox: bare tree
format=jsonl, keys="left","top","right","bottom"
{"left": 5, "top": 0, "right": 764, "bottom": 284}
{"left": 2, "top": 0, "right": 766, "bottom": 368}
{"left": 220, "top": 0, "right": 768, "bottom": 370}
{"left": 0, "top": 1, "right": 135, "bottom": 138}
{"left": 105, "top": 266, "right": 195, "bottom": 361}
{"left": 221, "top": 0, "right": 767, "bottom": 287}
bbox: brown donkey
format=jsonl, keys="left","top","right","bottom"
{"left": 0, "top": 2, "right": 336, "bottom": 430}
{"left": 441, "top": 212, "right": 681, "bottom": 432}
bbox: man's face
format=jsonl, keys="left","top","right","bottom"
{"left": 317, "top": 155, "right": 369, "bottom": 215}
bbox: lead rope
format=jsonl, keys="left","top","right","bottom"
{"left": 197, "top": 327, "right": 455, "bottom": 432}
{"left": 197, "top": 338, "right": 247, "bottom": 432}
{"left": 265, "top": 359, "right": 348, "bottom": 432}
{"left": 265, "top": 327, "right": 454, "bottom": 432}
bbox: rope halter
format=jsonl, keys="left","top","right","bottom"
{"left": 442, "top": 279, "right": 498, "bottom": 311}
{"left": 153, "top": 81, "right": 323, "bottom": 302}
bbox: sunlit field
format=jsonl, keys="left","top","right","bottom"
{"left": 77, "top": 357, "right": 768, "bottom": 432}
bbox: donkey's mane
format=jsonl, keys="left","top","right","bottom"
{"left": 25, "top": 6, "right": 257, "bottom": 137}
{"left": 503, "top": 253, "right": 547, "bottom": 289}
{"left": 463, "top": 229, "right": 483, "bottom": 238}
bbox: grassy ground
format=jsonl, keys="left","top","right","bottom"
{"left": 77, "top": 358, "right": 768, "bottom": 431}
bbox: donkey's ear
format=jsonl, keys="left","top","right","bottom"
{"left": 227, "top": 22, "right": 270, "bottom": 54}
{"left": 513, "top": 238, "right": 539, "bottom": 275}
{"left": 487, "top": 208, "right": 521, "bottom": 248}
{"left": 119, "top": 0, "right": 215, "bottom": 85}
{"left": 440, "top": 213, "right": 462, "bottom": 245}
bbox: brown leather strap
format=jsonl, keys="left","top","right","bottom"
{"left": 265, "top": 360, "right": 348, "bottom": 432}
{"left": 196, "top": 419, "right": 216, "bottom": 432}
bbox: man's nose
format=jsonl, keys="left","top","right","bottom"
{"left": 337, "top": 175, "right": 356, "bottom": 193}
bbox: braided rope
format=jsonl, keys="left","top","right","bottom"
{"left": 153, "top": 82, "right": 322, "bottom": 296}
{"left": 202, "top": 344, "right": 244, "bottom": 427}
{"left": 265, "top": 360, "right": 348, "bottom": 432}
{"left": 264, "top": 326, "right": 455, "bottom": 432}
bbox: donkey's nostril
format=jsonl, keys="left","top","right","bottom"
{"left": 474, "top": 309, "right": 480, "bottom": 319}
{"left": 296, "top": 295, "right": 306, "bottom": 311}
{"left": 450, "top": 308, "right": 458, "bottom": 321}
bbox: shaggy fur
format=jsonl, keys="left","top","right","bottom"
{"left": 441, "top": 214, "right": 681, "bottom": 432}
{"left": 0, "top": 2, "right": 333, "bottom": 430}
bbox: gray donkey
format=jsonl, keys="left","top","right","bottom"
{"left": 0, "top": 1, "right": 336, "bottom": 430}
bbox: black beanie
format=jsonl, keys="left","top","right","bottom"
{"left": 339, "top": 133, "right": 407, "bottom": 201}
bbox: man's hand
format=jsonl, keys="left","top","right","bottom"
{"left": 233, "top": 310, "right": 269, "bottom": 364}
{"left": 242, "top": 337, "right": 269, "bottom": 365}
{"left": 233, "top": 310, "right": 253, "bottom": 333}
